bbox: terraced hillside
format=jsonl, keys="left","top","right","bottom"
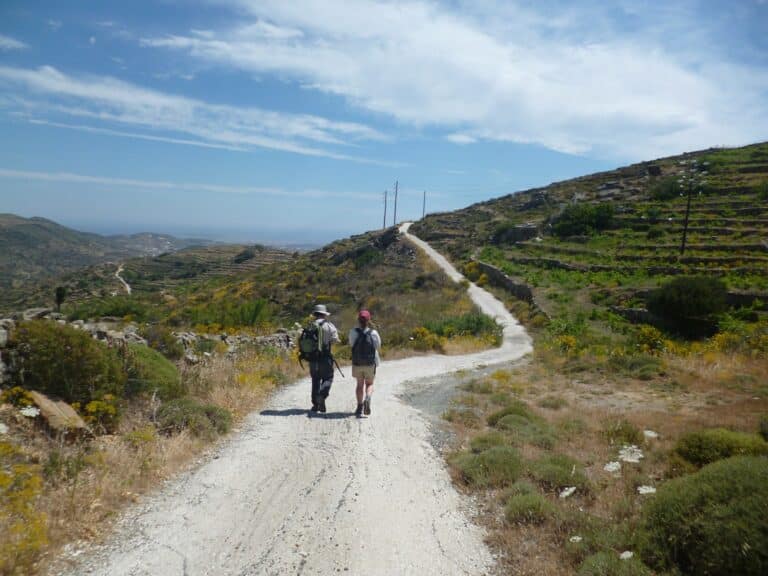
{"left": 411, "top": 142, "right": 768, "bottom": 321}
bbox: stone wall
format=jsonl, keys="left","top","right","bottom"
{"left": 474, "top": 260, "right": 550, "bottom": 320}
{"left": 0, "top": 308, "right": 297, "bottom": 379}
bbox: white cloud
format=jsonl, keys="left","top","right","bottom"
{"left": 0, "top": 34, "right": 27, "bottom": 51}
{"left": 140, "top": 0, "right": 768, "bottom": 160}
{"left": 89, "top": 36, "right": 96, "bottom": 45}
{"left": 0, "top": 64, "right": 391, "bottom": 162}
{"left": 47, "top": 19, "right": 62, "bottom": 31}
{"left": 0, "top": 167, "right": 379, "bottom": 200}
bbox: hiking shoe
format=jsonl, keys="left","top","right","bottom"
{"left": 318, "top": 398, "right": 327, "bottom": 413}
{"left": 363, "top": 397, "right": 371, "bottom": 415}
{"left": 355, "top": 404, "right": 363, "bottom": 418}
{"left": 310, "top": 404, "right": 318, "bottom": 413}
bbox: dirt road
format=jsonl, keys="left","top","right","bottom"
{"left": 59, "top": 223, "right": 532, "bottom": 576}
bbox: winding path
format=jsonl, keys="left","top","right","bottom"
{"left": 115, "top": 264, "right": 132, "bottom": 295}
{"left": 59, "top": 223, "right": 532, "bottom": 576}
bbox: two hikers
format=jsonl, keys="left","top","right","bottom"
{"left": 349, "top": 309, "right": 381, "bottom": 418}
{"left": 299, "top": 304, "right": 381, "bottom": 417}
{"left": 302, "top": 304, "right": 340, "bottom": 413}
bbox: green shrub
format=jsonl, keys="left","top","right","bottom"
{"left": 442, "top": 408, "right": 481, "bottom": 428}
{"left": 487, "top": 400, "right": 535, "bottom": 426}
{"left": 530, "top": 453, "right": 590, "bottom": 492}
{"left": 552, "top": 203, "right": 615, "bottom": 238}
{"left": 638, "top": 456, "right": 768, "bottom": 575}
{"left": 470, "top": 431, "right": 507, "bottom": 453}
{"left": 125, "top": 344, "right": 183, "bottom": 400}
{"left": 675, "top": 428, "right": 768, "bottom": 467}
{"left": 140, "top": 325, "right": 184, "bottom": 360}
{"left": 647, "top": 276, "right": 728, "bottom": 320}
{"left": 8, "top": 320, "right": 126, "bottom": 404}
{"left": 505, "top": 492, "right": 557, "bottom": 524}
{"left": 577, "top": 552, "right": 653, "bottom": 576}
{"left": 601, "top": 418, "right": 643, "bottom": 447}
{"left": 156, "top": 397, "right": 232, "bottom": 438}
{"left": 451, "top": 446, "right": 523, "bottom": 488}
{"left": 650, "top": 177, "right": 682, "bottom": 201}
{"left": 497, "top": 414, "right": 557, "bottom": 449}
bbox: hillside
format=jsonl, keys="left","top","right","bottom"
{"left": 0, "top": 214, "right": 212, "bottom": 305}
{"left": 411, "top": 142, "right": 768, "bottom": 320}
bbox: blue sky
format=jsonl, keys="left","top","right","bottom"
{"left": 1, "top": 0, "right": 766, "bottom": 245}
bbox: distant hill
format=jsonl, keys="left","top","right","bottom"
{"left": 0, "top": 213, "right": 212, "bottom": 293}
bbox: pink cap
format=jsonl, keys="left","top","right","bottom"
{"left": 358, "top": 309, "right": 371, "bottom": 321}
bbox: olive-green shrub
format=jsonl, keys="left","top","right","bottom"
{"left": 8, "top": 320, "right": 125, "bottom": 404}
{"left": 638, "top": 456, "right": 768, "bottom": 575}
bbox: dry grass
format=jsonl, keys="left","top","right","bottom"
{"left": 3, "top": 347, "right": 302, "bottom": 576}
{"left": 442, "top": 345, "right": 768, "bottom": 575}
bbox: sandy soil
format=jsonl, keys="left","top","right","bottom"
{"left": 55, "top": 223, "right": 532, "bottom": 576}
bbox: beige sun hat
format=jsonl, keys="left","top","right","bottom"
{"left": 312, "top": 304, "right": 331, "bottom": 316}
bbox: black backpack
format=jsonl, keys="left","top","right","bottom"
{"left": 298, "top": 320, "right": 328, "bottom": 363}
{"left": 351, "top": 327, "right": 376, "bottom": 365}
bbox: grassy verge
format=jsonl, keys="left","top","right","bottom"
{"left": 441, "top": 298, "right": 768, "bottom": 575}
{"left": 1, "top": 347, "right": 304, "bottom": 576}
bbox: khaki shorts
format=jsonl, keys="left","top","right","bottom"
{"left": 352, "top": 364, "right": 376, "bottom": 380}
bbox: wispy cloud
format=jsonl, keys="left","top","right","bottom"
{"left": 0, "top": 64, "right": 391, "bottom": 162}
{"left": 0, "top": 167, "right": 379, "bottom": 200}
{"left": 140, "top": 0, "right": 768, "bottom": 160}
{"left": 0, "top": 34, "right": 27, "bottom": 51}
{"left": 47, "top": 19, "right": 62, "bottom": 31}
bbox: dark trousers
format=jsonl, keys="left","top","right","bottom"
{"left": 310, "top": 357, "right": 334, "bottom": 406}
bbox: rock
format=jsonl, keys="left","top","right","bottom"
{"left": 559, "top": 486, "right": 577, "bottom": 499}
{"left": 184, "top": 352, "right": 200, "bottom": 365}
{"left": 28, "top": 390, "right": 87, "bottom": 434}
{"left": 618, "top": 445, "right": 644, "bottom": 463}
{"left": 23, "top": 307, "right": 52, "bottom": 321}
{"left": 619, "top": 551, "right": 634, "bottom": 560}
{"left": 48, "top": 312, "right": 65, "bottom": 321}
{"left": 637, "top": 485, "right": 656, "bottom": 495}
{"left": 0, "top": 318, "right": 15, "bottom": 330}
{"left": 70, "top": 320, "right": 85, "bottom": 328}
{"left": 603, "top": 461, "right": 621, "bottom": 474}
{"left": 0, "top": 422, "right": 7, "bottom": 435}
{"left": 643, "top": 429, "right": 659, "bottom": 439}
{"left": 0, "top": 328, "right": 7, "bottom": 348}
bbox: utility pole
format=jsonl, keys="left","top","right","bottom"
{"left": 422, "top": 190, "right": 426, "bottom": 218}
{"left": 393, "top": 180, "right": 399, "bottom": 226}
{"left": 383, "top": 189, "right": 388, "bottom": 230}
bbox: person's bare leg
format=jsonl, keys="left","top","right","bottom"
{"left": 356, "top": 377, "right": 365, "bottom": 404}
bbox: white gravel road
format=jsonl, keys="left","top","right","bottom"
{"left": 58, "top": 223, "right": 532, "bottom": 576}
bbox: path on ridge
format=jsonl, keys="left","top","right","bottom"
{"left": 58, "top": 223, "right": 532, "bottom": 576}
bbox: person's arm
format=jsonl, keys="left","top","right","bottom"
{"left": 348, "top": 328, "right": 358, "bottom": 347}
{"left": 328, "top": 322, "right": 340, "bottom": 344}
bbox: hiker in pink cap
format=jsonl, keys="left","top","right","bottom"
{"left": 348, "top": 309, "right": 381, "bottom": 418}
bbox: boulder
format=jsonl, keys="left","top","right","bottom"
{"left": 0, "top": 318, "right": 15, "bottom": 330}
{"left": 0, "top": 328, "right": 7, "bottom": 348}
{"left": 22, "top": 307, "right": 52, "bottom": 321}
{"left": 28, "top": 391, "right": 87, "bottom": 435}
